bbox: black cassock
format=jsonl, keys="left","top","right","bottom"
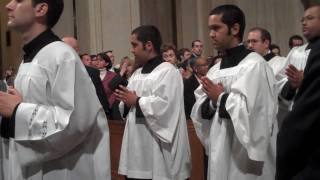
{"left": 276, "top": 38, "right": 320, "bottom": 180}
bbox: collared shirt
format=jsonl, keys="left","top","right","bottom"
{"left": 220, "top": 44, "right": 252, "bottom": 69}
{"left": 23, "top": 29, "right": 61, "bottom": 63}
{"left": 141, "top": 55, "right": 164, "bottom": 74}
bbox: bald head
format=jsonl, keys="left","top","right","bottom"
{"left": 62, "top": 36, "right": 80, "bottom": 54}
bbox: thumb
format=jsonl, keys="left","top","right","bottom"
{"left": 8, "top": 88, "right": 19, "bottom": 95}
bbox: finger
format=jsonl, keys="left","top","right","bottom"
{"left": 119, "top": 85, "right": 129, "bottom": 92}
{"left": 288, "top": 64, "right": 298, "bottom": 72}
{"left": 7, "top": 88, "right": 18, "bottom": 95}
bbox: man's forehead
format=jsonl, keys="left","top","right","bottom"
{"left": 305, "top": 5, "right": 320, "bottom": 15}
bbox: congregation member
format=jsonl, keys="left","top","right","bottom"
{"left": 184, "top": 56, "right": 209, "bottom": 119}
{"left": 276, "top": 0, "right": 320, "bottom": 179}
{"left": 115, "top": 25, "right": 191, "bottom": 180}
{"left": 0, "top": 0, "right": 111, "bottom": 179}
{"left": 288, "top": 34, "right": 305, "bottom": 49}
{"left": 191, "top": 40, "right": 204, "bottom": 58}
{"left": 191, "top": 4, "right": 277, "bottom": 180}
{"left": 161, "top": 43, "right": 179, "bottom": 66}
{"left": 247, "top": 27, "right": 286, "bottom": 76}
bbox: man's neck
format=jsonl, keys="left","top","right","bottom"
{"left": 226, "top": 38, "right": 241, "bottom": 51}
{"left": 20, "top": 24, "right": 47, "bottom": 45}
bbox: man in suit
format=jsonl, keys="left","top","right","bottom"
{"left": 276, "top": 0, "right": 320, "bottom": 179}
{"left": 184, "top": 56, "right": 209, "bottom": 119}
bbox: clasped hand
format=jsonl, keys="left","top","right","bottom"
{"left": 0, "top": 88, "right": 22, "bottom": 118}
{"left": 115, "top": 85, "right": 138, "bottom": 107}
{"left": 201, "top": 76, "right": 224, "bottom": 105}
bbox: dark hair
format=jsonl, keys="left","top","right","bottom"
{"left": 289, "top": 35, "right": 304, "bottom": 49}
{"left": 80, "top": 53, "right": 89, "bottom": 59}
{"left": 131, "top": 25, "right": 162, "bottom": 54}
{"left": 209, "top": 4, "right": 246, "bottom": 42}
{"left": 161, "top": 43, "right": 177, "bottom": 55}
{"left": 249, "top": 27, "right": 271, "bottom": 43}
{"left": 98, "top": 53, "right": 112, "bottom": 70}
{"left": 191, "top": 40, "right": 202, "bottom": 48}
{"left": 270, "top": 44, "right": 281, "bottom": 55}
{"left": 32, "top": 0, "right": 64, "bottom": 28}
{"left": 301, "top": 0, "right": 320, "bottom": 10}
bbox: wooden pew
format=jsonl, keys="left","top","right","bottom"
{"left": 108, "top": 120, "right": 205, "bottom": 180}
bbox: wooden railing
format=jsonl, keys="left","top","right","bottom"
{"left": 108, "top": 120, "right": 205, "bottom": 180}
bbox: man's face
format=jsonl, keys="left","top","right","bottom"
{"left": 291, "top": 39, "right": 304, "bottom": 48}
{"left": 81, "top": 55, "right": 91, "bottom": 66}
{"left": 162, "top": 49, "right": 177, "bottom": 65}
{"left": 130, "top": 34, "right": 149, "bottom": 67}
{"left": 6, "top": 0, "right": 36, "bottom": 32}
{"left": 246, "top": 30, "right": 269, "bottom": 55}
{"left": 194, "top": 58, "right": 209, "bottom": 77}
{"left": 208, "top": 14, "right": 233, "bottom": 51}
{"left": 192, "top": 41, "right": 203, "bottom": 56}
{"left": 302, "top": 6, "right": 320, "bottom": 41}
{"left": 91, "top": 56, "right": 99, "bottom": 68}
{"left": 271, "top": 48, "right": 280, "bottom": 56}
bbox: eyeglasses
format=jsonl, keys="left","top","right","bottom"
{"left": 301, "top": 15, "right": 320, "bottom": 23}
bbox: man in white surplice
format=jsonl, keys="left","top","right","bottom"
{"left": 0, "top": 0, "right": 111, "bottom": 179}
{"left": 191, "top": 5, "right": 278, "bottom": 180}
{"left": 115, "top": 25, "right": 191, "bottom": 180}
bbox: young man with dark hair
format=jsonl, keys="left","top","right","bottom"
{"left": 191, "top": 4, "right": 277, "bottom": 180}
{"left": 276, "top": 1, "right": 320, "bottom": 179}
{"left": 115, "top": 25, "right": 191, "bottom": 180}
{"left": 191, "top": 39, "right": 204, "bottom": 58}
{"left": 0, "top": 0, "right": 111, "bottom": 179}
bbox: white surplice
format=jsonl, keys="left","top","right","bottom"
{"left": 276, "top": 44, "right": 310, "bottom": 127}
{"left": 191, "top": 52, "right": 278, "bottom": 180}
{"left": 0, "top": 41, "right": 111, "bottom": 180}
{"left": 277, "top": 44, "right": 310, "bottom": 93}
{"left": 267, "top": 55, "right": 286, "bottom": 79}
{"left": 118, "top": 62, "right": 191, "bottom": 180}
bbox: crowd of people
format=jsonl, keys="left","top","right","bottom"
{"left": 1, "top": 0, "right": 320, "bottom": 180}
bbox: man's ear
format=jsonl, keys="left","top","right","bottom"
{"left": 145, "top": 41, "right": 153, "bottom": 51}
{"left": 231, "top": 23, "right": 240, "bottom": 36}
{"left": 34, "top": 3, "right": 48, "bottom": 18}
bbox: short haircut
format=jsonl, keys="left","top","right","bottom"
{"left": 209, "top": 4, "right": 246, "bottom": 42}
{"left": 80, "top": 53, "right": 89, "bottom": 59}
{"left": 249, "top": 27, "right": 272, "bottom": 43}
{"left": 270, "top": 44, "right": 281, "bottom": 53}
{"left": 161, "top": 43, "right": 177, "bottom": 55}
{"left": 301, "top": 0, "right": 320, "bottom": 10}
{"left": 32, "top": 0, "right": 64, "bottom": 28}
{"left": 288, "top": 35, "right": 304, "bottom": 49}
{"left": 191, "top": 40, "right": 202, "bottom": 48}
{"left": 98, "top": 52, "right": 112, "bottom": 70}
{"left": 131, "top": 25, "right": 162, "bottom": 54}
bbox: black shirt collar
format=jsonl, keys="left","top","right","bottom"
{"left": 263, "top": 52, "right": 275, "bottom": 62}
{"left": 220, "top": 44, "right": 252, "bottom": 69}
{"left": 141, "top": 55, "right": 164, "bottom": 74}
{"left": 22, "top": 29, "right": 61, "bottom": 63}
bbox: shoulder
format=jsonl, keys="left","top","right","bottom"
{"left": 36, "top": 41, "right": 80, "bottom": 64}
